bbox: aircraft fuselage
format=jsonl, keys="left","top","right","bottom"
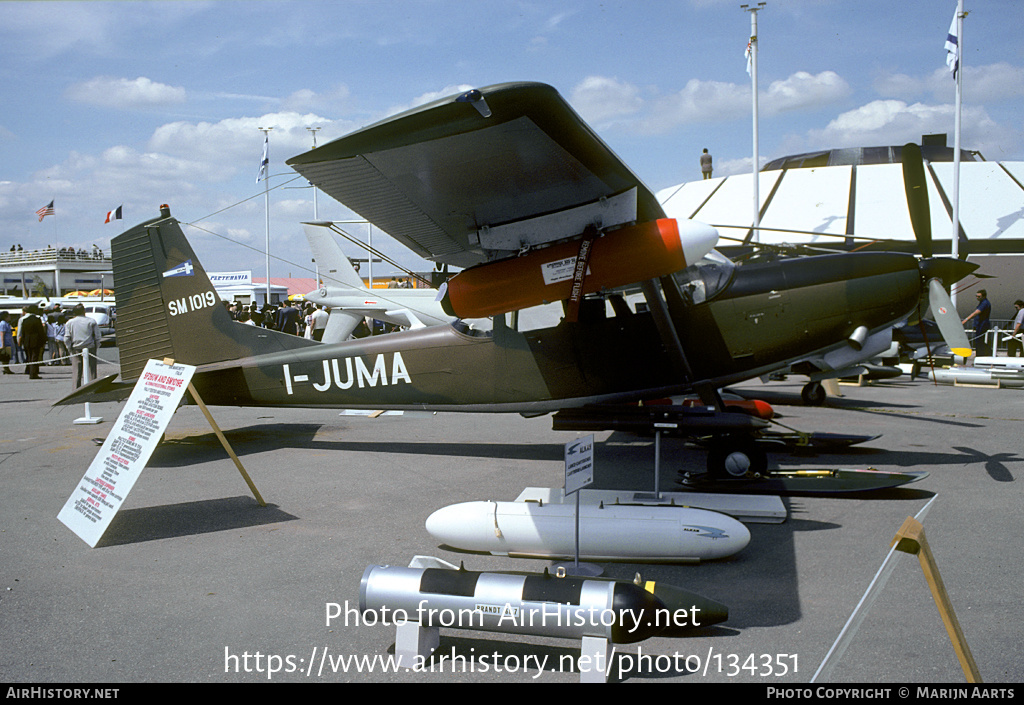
{"left": 185, "top": 250, "right": 924, "bottom": 412}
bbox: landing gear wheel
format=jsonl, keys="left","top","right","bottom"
{"left": 801, "top": 381, "right": 826, "bottom": 406}
{"left": 707, "top": 437, "right": 768, "bottom": 479}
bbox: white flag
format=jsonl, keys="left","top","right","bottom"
{"left": 745, "top": 39, "right": 752, "bottom": 76}
{"left": 257, "top": 134, "right": 269, "bottom": 183}
{"left": 944, "top": 9, "right": 959, "bottom": 79}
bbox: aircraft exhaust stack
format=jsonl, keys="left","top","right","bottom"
{"left": 848, "top": 325, "right": 869, "bottom": 351}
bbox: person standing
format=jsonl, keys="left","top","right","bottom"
{"left": 275, "top": 301, "right": 301, "bottom": 335}
{"left": 0, "top": 311, "right": 14, "bottom": 374}
{"left": 1009, "top": 299, "right": 1024, "bottom": 357}
{"left": 64, "top": 304, "right": 101, "bottom": 389}
{"left": 700, "top": 148, "right": 713, "bottom": 180}
{"left": 962, "top": 289, "right": 992, "bottom": 357}
{"left": 54, "top": 314, "right": 70, "bottom": 365}
{"left": 309, "top": 305, "right": 330, "bottom": 341}
{"left": 17, "top": 305, "right": 46, "bottom": 379}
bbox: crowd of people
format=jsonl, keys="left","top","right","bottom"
{"left": 224, "top": 299, "right": 404, "bottom": 339}
{"left": 224, "top": 300, "right": 335, "bottom": 340}
{"left": 3, "top": 244, "right": 106, "bottom": 261}
{"left": 0, "top": 303, "right": 101, "bottom": 384}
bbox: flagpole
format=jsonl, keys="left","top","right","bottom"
{"left": 950, "top": 0, "right": 964, "bottom": 309}
{"left": 743, "top": 3, "right": 766, "bottom": 244}
{"left": 258, "top": 127, "right": 273, "bottom": 306}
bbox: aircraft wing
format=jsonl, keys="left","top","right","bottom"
{"left": 286, "top": 82, "right": 665, "bottom": 268}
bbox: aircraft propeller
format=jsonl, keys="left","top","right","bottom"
{"left": 901, "top": 142, "right": 973, "bottom": 358}
{"left": 902, "top": 143, "right": 933, "bottom": 259}
{"left": 713, "top": 143, "right": 975, "bottom": 359}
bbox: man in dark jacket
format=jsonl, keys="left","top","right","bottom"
{"left": 17, "top": 305, "right": 46, "bottom": 379}
{"left": 276, "top": 302, "right": 301, "bottom": 335}
{"left": 962, "top": 289, "right": 992, "bottom": 357}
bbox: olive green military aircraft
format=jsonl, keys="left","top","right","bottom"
{"left": 57, "top": 82, "right": 974, "bottom": 478}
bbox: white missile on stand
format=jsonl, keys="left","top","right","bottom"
{"left": 970, "top": 356, "right": 1024, "bottom": 369}
{"left": 929, "top": 366, "right": 1024, "bottom": 388}
{"left": 425, "top": 496, "right": 750, "bottom": 563}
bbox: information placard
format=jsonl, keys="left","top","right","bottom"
{"left": 564, "top": 434, "right": 594, "bottom": 496}
{"left": 58, "top": 359, "right": 196, "bottom": 547}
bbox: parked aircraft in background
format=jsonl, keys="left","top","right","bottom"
{"left": 302, "top": 223, "right": 455, "bottom": 343}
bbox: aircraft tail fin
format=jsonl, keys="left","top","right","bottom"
{"left": 112, "top": 205, "right": 318, "bottom": 382}
{"left": 304, "top": 223, "right": 367, "bottom": 290}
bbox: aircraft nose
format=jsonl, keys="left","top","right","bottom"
{"left": 918, "top": 257, "right": 978, "bottom": 287}
{"left": 677, "top": 219, "right": 719, "bottom": 265}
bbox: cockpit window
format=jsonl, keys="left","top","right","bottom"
{"left": 671, "top": 250, "right": 735, "bottom": 305}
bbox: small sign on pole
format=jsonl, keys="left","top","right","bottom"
{"left": 58, "top": 359, "right": 195, "bottom": 547}
{"left": 564, "top": 434, "right": 594, "bottom": 495}
{"left": 559, "top": 435, "right": 601, "bottom": 576}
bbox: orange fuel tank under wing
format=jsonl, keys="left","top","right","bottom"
{"left": 440, "top": 218, "right": 708, "bottom": 319}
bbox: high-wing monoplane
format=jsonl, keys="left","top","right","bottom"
{"left": 58, "top": 82, "right": 975, "bottom": 479}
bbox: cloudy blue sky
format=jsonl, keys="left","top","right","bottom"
{"left": 2, "top": 0, "right": 1022, "bottom": 278}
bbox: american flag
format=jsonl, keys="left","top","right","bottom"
{"left": 36, "top": 200, "right": 54, "bottom": 222}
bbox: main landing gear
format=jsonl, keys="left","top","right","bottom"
{"left": 801, "top": 381, "right": 827, "bottom": 406}
{"left": 705, "top": 435, "right": 769, "bottom": 479}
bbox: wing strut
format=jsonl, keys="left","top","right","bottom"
{"left": 640, "top": 278, "right": 696, "bottom": 393}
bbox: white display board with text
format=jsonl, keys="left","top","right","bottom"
{"left": 58, "top": 359, "right": 195, "bottom": 547}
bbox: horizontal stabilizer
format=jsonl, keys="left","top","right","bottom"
{"left": 53, "top": 373, "right": 133, "bottom": 406}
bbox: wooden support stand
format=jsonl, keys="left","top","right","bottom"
{"left": 163, "top": 358, "right": 266, "bottom": 507}
{"left": 891, "top": 517, "right": 982, "bottom": 682}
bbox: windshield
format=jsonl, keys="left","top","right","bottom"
{"left": 670, "top": 250, "right": 735, "bottom": 305}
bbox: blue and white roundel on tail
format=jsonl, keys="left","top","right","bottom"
{"left": 162, "top": 260, "right": 195, "bottom": 278}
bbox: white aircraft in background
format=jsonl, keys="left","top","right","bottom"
{"left": 302, "top": 223, "right": 457, "bottom": 343}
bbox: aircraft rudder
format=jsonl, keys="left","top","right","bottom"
{"left": 304, "top": 223, "right": 366, "bottom": 289}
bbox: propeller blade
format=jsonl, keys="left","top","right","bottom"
{"left": 929, "top": 277, "right": 972, "bottom": 357}
{"left": 902, "top": 143, "right": 932, "bottom": 258}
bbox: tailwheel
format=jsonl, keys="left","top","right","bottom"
{"left": 706, "top": 436, "right": 768, "bottom": 479}
{"left": 801, "top": 381, "right": 826, "bottom": 406}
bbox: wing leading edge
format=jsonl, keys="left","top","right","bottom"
{"left": 286, "top": 82, "right": 665, "bottom": 268}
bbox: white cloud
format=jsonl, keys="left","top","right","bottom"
{"left": 929, "top": 62, "right": 1024, "bottom": 103}
{"left": 804, "top": 99, "right": 1012, "bottom": 156}
{"left": 66, "top": 76, "right": 187, "bottom": 109}
{"left": 569, "top": 71, "right": 851, "bottom": 135}
{"left": 874, "top": 62, "right": 1024, "bottom": 104}
{"left": 281, "top": 85, "right": 353, "bottom": 113}
{"left": 762, "top": 71, "right": 851, "bottom": 114}
{"left": 570, "top": 76, "right": 644, "bottom": 125}
{"left": 148, "top": 111, "right": 349, "bottom": 176}
{"left": 873, "top": 72, "right": 925, "bottom": 99}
